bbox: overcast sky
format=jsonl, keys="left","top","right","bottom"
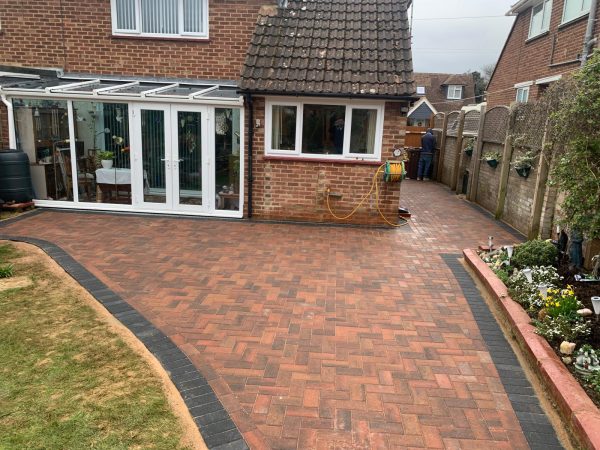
{"left": 410, "top": 0, "right": 516, "bottom": 74}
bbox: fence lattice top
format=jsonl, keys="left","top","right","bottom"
{"left": 446, "top": 111, "right": 461, "bottom": 137}
{"left": 463, "top": 111, "right": 481, "bottom": 136}
{"left": 433, "top": 113, "right": 445, "bottom": 130}
{"left": 482, "top": 106, "right": 509, "bottom": 144}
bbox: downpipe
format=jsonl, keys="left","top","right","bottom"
{"left": 245, "top": 93, "right": 254, "bottom": 218}
{"left": 0, "top": 94, "right": 16, "bottom": 148}
{"left": 582, "top": 0, "right": 598, "bottom": 65}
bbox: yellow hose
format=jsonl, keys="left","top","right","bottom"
{"left": 326, "top": 164, "right": 409, "bottom": 228}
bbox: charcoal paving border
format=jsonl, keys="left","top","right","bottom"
{"left": 442, "top": 254, "right": 564, "bottom": 450}
{"left": 0, "top": 229, "right": 249, "bottom": 450}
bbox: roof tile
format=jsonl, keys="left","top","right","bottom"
{"left": 240, "top": 0, "right": 414, "bottom": 98}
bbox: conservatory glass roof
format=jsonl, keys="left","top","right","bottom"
{"left": 0, "top": 67, "right": 241, "bottom": 103}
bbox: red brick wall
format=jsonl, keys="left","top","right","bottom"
{"left": 0, "top": 0, "right": 268, "bottom": 80}
{"left": 246, "top": 98, "right": 407, "bottom": 225}
{"left": 487, "top": 0, "right": 599, "bottom": 107}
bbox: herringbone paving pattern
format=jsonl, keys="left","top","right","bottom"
{"left": 2, "top": 181, "right": 536, "bottom": 449}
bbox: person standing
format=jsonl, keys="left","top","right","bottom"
{"left": 417, "top": 128, "right": 437, "bottom": 181}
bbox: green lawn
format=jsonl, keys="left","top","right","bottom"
{"left": 0, "top": 243, "right": 191, "bottom": 449}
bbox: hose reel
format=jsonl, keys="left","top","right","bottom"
{"left": 383, "top": 160, "right": 406, "bottom": 183}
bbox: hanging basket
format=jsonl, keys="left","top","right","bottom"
{"left": 464, "top": 149, "right": 473, "bottom": 157}
{"left": 486, "top": 159, "right": 499, "bottom": 169}
{"left": 515, "top": 166, "right": 531, "bottom": 178}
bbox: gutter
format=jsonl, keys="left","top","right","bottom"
{"left": 0, "top": 93, "right": 16, "bottom": 148}
{"left": 245, "top": 93, "right": 254, "bottom": 218}
{"left": 238, "top": 89, "right": 418, "bottom": 102}
{"left": 582, "top": 0, "right": 598, "bottom": 66}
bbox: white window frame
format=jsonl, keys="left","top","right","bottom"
{"left": 110, "top": 0, "right": 209, "bottom": 39}
{"left": 562, "top": 0, "right": 591, "bottom": 23}
{"left": 447, "top": 85, "right": 463, "bottom": 100}
{"left": 265, "top": 98, "right": 385, "bottom": 161}
{"left": 528, "top": 0, "right": 553, "bottom": 38}
{"left": 516, "top": 86, "right": 530, "bottom": 103}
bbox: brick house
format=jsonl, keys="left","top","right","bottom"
{"left": 407, "top": 73, "right": 476, "bottom": 126}
{"left": 0, "top": 0, "right": 415, "bottom": 225}
{"left": 487, "top": 0, "right": 599, "bottom": 107}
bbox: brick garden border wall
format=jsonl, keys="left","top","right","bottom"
{"left": 464, "top": 248, "right": 600, "bottom": 450}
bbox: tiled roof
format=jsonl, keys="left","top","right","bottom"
{"left": 240, "top": 0, "right": 414, "bottom": 98}
{"left": 413, "top": 72, "right": 476, "bottom": 113}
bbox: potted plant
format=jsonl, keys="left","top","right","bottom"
{"left": 98, "top": 150, "right": 114, "bottom": 169}
{"left": 482, "top": 150, "right": 502, "bottom": 169}
{"left": 512, "top": 151, "right": 536, "bottom": 178}
{"left": 463, "top": 137, "right": 476, "bottom": 157}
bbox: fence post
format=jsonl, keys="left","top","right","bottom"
{"left": 495, "top": 107, "right": 516, "bottom": 220}
{"left": 451, "top": 110, "right": 466, "bottom": 192}
{"left": 435, "top": 113, "right": 448, "bottom": 182}
{"left": 528, "top": 123, "right": 551, "bottom": 239}
{"left": 467, "top": 105, "right": 486, "bottom": 201}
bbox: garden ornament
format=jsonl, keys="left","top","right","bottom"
{"left": 569, "top": 230, "right": 584, "bottom": 269}
{"left": 488, "top": 236, "right": 494, "bottom": 251}
{"left": 574, "top": 346, "right": 600, "bottom": 373}
{"left": 522, "top": 268, "right": 533, "bottom": 284}
{"left": 560, "top": 341, "right": 576, "bottom": 355}
{"left": 592, "top": 297, "right": 600, "bottom": 317}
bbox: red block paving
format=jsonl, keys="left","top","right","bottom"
{"left": 1, "top": 181, "right": 531, "bottom": 449}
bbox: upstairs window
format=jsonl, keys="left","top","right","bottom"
{"left": 111, "top": 0, "right": 209, "bottom": 38}
{"left": 529, "top": 0, "right": 552, "bottom": 38}
{"left": 562, "top": 0, "right": 591, "bottom": 23}
{"left": 447, "top": 85, "right": 463, "bottom": 100}
{"left": 416, "top": 86, "right": 426, "bottom": 95}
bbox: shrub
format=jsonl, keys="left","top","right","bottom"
{"left": 533, "top": 314, "right": 591, "bottom": 343}
{"left": 494, "top": 268, "right": 511, "bottom": 285}
{"left": 0, "top": 264, "right": 14, "bottom": 278}
{"left": 512, "top": 240, "right": 558, "bottom": 269}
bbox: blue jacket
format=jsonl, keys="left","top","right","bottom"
{"left": 421, "top": 132, "right": 437, "bottom": 154}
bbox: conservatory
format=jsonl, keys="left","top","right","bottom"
{"left": 0, "top": 68, "right": 244, "bottom": 218}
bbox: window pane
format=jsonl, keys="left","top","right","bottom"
{"left": 141, "top": 0, "right": 178, "bottom": 34}
{"left": 302, "top": 104, "right": 346, "bottom": 155}
{"left": 13, "top": 99, "right": 72, "bottom": 202}
{"left": 350, "top": 109, "right": 377, "bottom": 155}
{"left": 271, "top": 105, "right": 297, "bottom": 151}
{"left": 542, "top": 0, "right": 552, "bottom": 30}
{"left": 72, "top": 102, "right": 131, "bottom": 204}
{"left": 563, "top": 0, "right": 588, "bottom": 21}
{"left": 116, "top": 0, "right": 137, "bottom": 30}
{"left": 183, "top": 0, "right": 204, "bottom": 33}
{"left": 215, "top": 109, "right": 241, "bottom": 211}
{"left": 178, "top": 111, "right": 203, "bottom": 206}
{"left": 530, "top": 3, "right": 544, "bottom": 36}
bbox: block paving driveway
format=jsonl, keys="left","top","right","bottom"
{"left": 2, "top": 181, "right": 542, "bottom": 449}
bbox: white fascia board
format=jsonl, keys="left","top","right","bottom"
{"left": 508, "top": 0, "right": 536, "bottom": 15}
{"left": 514, "top": 80, "right": 534, "bottom": 88}
{"left": 535, "top": 75, "right": 562, "bottom": 84}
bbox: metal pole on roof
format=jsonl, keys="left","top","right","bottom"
{"left": 581, "top": 0, "right": 598, "bottom": 66}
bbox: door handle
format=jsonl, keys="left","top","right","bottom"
{"left": 160, "top": 158, "right": 168, "bottom": 162}
{"left": 177, "top": 159, "right": 184, "bottom": 162}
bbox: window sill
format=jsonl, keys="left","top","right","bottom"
{"left": 558, "top": 13, "right": 589, "bottom": 30}
{"left": 525, "top": 30, "right": 550, "bottom": 44}
{"left": 263, "top": 155, "right": 382, "bottom": 166}
{"left": 111, "top": 34, "right": 211, "bottom": 43}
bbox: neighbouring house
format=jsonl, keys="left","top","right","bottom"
{"left": 0, "top": 0, "right": 415, "bottom": 225}
{"left": 487, "top": 0, "right": 599, "bottom": 107}
{"left": 406, "top": 73, "right": 476, "bottom": 126}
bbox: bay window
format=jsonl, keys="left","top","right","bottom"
{"left": 265, "top": 100, "right": 384, "bottom": 160}
{"left": 111, "top": 0, "right": 209, "bottom": 38}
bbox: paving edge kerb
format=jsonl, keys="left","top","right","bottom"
{"left": 464, "top": 248, "right": 600, "bottom": 450}
{"left": 0, "top": 234, "right": 249, "bottom": 450}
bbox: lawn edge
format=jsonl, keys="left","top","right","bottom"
{"left": 0, "top": 235, "right": 251, "bottom": 450}
{"left": 464, "top": 248, "right": 600, "bottom": 450}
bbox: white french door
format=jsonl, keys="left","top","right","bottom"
{"left": 131, "top": 103, "right": 210, "bottom": 212}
